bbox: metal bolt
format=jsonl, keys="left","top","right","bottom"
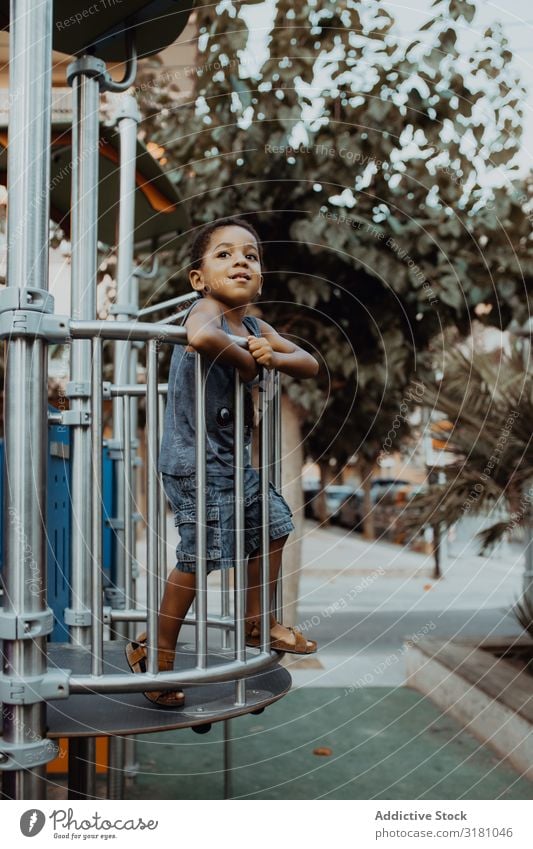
{"left": 197, "top": 707, "right": 204, "bottom": 712}
{"left": 24, "top": 622, "right": 31, "bottom": 632}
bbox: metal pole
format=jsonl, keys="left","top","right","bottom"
{"left": 145, "top": 341, "right": 160, "bottom": 675}
{"left": 1, "top": 0, "right": 55, "bottom": 800}
{"left": 123, "top": 395, "right": 133, "bottom": 613}
{"left": 68, "top": 738, "right": 96, "bottom": 800}
{"left": 107, "top": 97, "right": 140, "bottom": 795}
{"left": 273, "top": 370, "right": 283, "bottom": 620}
{"left": 91, "top": 338, "right": 104, "bottom": 676}
{"left": 158, "top": 392, "right": 167, "bottom": 607}
{"left": 195, "top": 353, "right": 208, "bottom": 669}
{"left": 220, "top": 570, "right": 231, "bottom": 650}
{"left": 107, "top": 736, "right": 126, "bottom": 801}
{"left": 223, "top": 719, "right": 233, "bottom": 800}
{"left": 259, "top": 369, "right": 272, "bottom": 653}
{"left": 234, "top": 370, "right": 246, "bottom": 705}
{"left": 124, "top": 266, "right": 140, "bottom": 787}
{"left": 66, "top": 55, "right": 101, "bottom": 648}
{"left": 111, "top": 96, "right": 141, "bottom": 633}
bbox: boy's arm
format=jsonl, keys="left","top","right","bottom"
{"left": 185, "top": 299, "right": 259, "bottom": 383}
{"left": 251, "top": 318, "right": 319, "bottom": 378}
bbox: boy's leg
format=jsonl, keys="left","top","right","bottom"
{"left": 245, "top": 534, "right": 313, "bottom": 648}
{"left": 157, "top": 567, "right": 197, "bottom": 652}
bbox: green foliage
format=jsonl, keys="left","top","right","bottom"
{"left": 136, "top": 0, "right": 533, "bottom": 466}
{"left": 400, "top": 341, "right": 533, "bottom": 552}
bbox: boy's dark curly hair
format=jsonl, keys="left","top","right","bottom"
{"left": 190, "top": 217, "right": 264, "bottom": 296}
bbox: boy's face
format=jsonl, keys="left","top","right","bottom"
{"left": 189, "top": 225, "right": 262, "bottom": 309}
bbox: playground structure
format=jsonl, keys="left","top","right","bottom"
{"left": 0, "top": 1, "right": 290, "bottom": 800}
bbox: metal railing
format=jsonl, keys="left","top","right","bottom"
{"left": 0, "top": 0, "right": 286, "bottom": 799}
{"left": 70, "top": 318, "right": 283, "bottom": 692}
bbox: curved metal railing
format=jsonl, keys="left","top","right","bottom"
{"left": 65, "top": 319, "right": 283, "bottom": 696}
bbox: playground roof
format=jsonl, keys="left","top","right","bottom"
{"left": 0, "top": 1, "right": 197, "bottom": 63}
{"left": 0, "top": 113, "right": 189, "bottom": 248}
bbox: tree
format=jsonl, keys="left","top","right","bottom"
{"left": 133, "top": 0, "right": 533, "bottom": 612}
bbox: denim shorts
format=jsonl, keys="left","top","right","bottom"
{"left": 161, "top": 468, "right": 295, "bottom": 574}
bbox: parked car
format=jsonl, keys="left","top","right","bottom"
{"left": 303, "top": 483, "right": 357, "bottom": 523}
{"left": 337, "top": 479, "right": 418, "bottom": 533}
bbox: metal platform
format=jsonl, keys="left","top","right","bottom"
{"left": 46, "top": 643, "right": 292, "bottom": 737}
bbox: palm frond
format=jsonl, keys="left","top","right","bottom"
{"left": 513, "top": 594, "right": 533, "bottom": 639}
{"left": 402, "top": 343, "right": 533, "bottom": 549}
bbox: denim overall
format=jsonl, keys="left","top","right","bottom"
{"left": 158, "top": 301, "right": 294, "bottom": 573}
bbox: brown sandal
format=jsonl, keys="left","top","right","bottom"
{"left": 245, "top": 619, "right": 317, "bottom": 654}
{"left": 125, "top": 631, "right": 185, "bottom": 708}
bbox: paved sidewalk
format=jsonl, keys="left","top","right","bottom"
{"left": 129, "top": 515, "right": 531, "bottom": 799}
{"left": 286, "top": 521, "right": 525, "bottom": 690}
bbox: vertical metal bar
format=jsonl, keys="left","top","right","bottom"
{"left": 106, "top": 735, "right": 125, "bottom": 800}
{"left": 273, "top": 370, "right": 283, "bottom": 620}
{"left": 124, "top": 279, "right": 140, "bottom": 787}
{"left": 195, "top": 353, "right": 208, "bottom": 669}
{"left": 223, "top": 719, "right": 233, "bottom": 800}
{"left": 158, "top": 392, "right": 167, "bottom": 607}
{"left": 91, "top": 337, "right": 104, "bottom": 676}
{"left": 123, "top": 394, "right": 133, "bottom": 612}
{"left": 129, "top": 275, "right": 140, "bottom": 614}
{"left": 67, "top": 60, "right": 100, "bottom": 647}
{"left": 220, "top": 570, "right": 231, "bottom": 649}
{"left": 259, "top": 368, "right": 272, "bottom": 653}
{"left": 146, "top": 341, "right": 159, "bottom": 675}
{"left": 1, "top": 0, "right": 53, "bottom": 800}
{"left": 68, "top": 738, "right": 96, "bottom": 800}
{"left": 111, "top": 97, "right": 141, "bottom": 634}
{"left": 234, "top": 370, "right": 246, "bottom": 704}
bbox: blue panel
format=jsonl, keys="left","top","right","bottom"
{"left": 46, "top": 408, "right": 71, "bottom": 641}
{"left": 0, "top": 411, "right": 118, "bottom": 642}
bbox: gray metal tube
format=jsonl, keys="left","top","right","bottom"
{"left": 273, "top": 370, "right": 283, "bottom": 620}
{"left": 68, "top": 737, "right": 96, "bottom": 800}
{"left": 233, "top": 370, "right": 246, "bottom": 705}
{"left": 220, "top": 570, "right": 231, "bottom": 650}
{"left": 68, "top": 60, "right": 101, "bottom": 648}
{"left": 91, "top": 338, "right": 104, "bottom": 676}
{"left": 124, "top": 252, "right": 140, "bottom": 788}
{"left": 107, "top": 735, "right": 125, "bottom": 801}
{"left": 138, "top": 291, "right": 197, "bottom": 317}
{"left": 69, "top": 320, "right": 247, "bottom": 347}
{"left": 145, "top": 341, "right": 160, "bottom": 675}
{"left": 1, "top": 0, "right": 53, "bottom": 800}
{"left": 195, "top": 353, "right": 208, "bottom": 669}
{"left": 158, "top": 392, "right": 167, "bottom": 607}
{"left": 223, "top": 719, "right": 233, "bottom": 800}
{"left": 68, "top": 650, "right": 276, "bottom": 693}
{"left": 123, "top": 395, "right": 133, "bottom": 613}
{"left": 259, "top": 369, "right": 272, "bottom": 653}
{"left": 111, "top": 98, "right": 140, "bottom": 643}
{"left": 107, "top": 609, "right": 236, "bottom": 629}
{"left": 71, "top": 321, "right": 187, "bottom": 343}
{"left": 107, "top": 383, "right": 168, "bottom": 397}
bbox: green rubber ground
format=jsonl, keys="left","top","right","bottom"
{"left": 126, "top": 687, "right": 533, "bottom": 800}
